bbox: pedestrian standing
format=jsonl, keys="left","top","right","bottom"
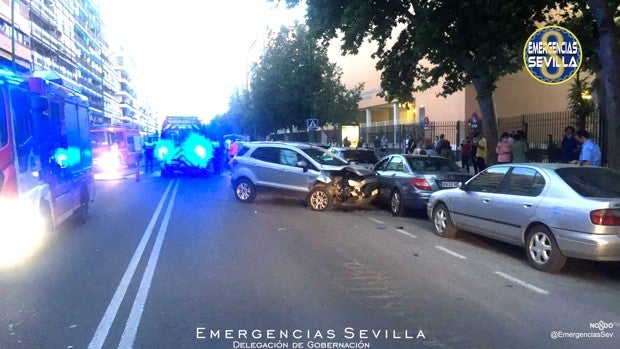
{"left": 143, "top": 136, "right": 155, "bottom": 173}
{"left": 459, "top": 136, "right": 472, "bottom": 173}
{"left": 496, "top": 132, "right": 512, "bottom": 164}
{"left": 511, "top": 132, "right": 528, "bottom": 163}
{"left": 574, "top": 130, "right": 602, "bottom": 166}
{"left": 560, "top": 126, "right": 580, "bottom": 163}
{"left": 474, "top": 132, "right": 487, "bottom": 172}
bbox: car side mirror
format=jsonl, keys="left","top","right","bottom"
{"left": 296, "top": 160, "right": 308, "bottom": 172}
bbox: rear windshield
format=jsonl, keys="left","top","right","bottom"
{"left": 341, "top": 150, "right": 379, "bottom": 163}
{"left": 556, "top": 167, "right": 620, "bottom": 198}
{"left": 407, "top": 157, "right": 463, "bottom": 172}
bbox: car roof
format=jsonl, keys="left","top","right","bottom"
{"left": 329, "top": 147, "right": 374, "bottom": 151}
{"left": 243, "top": 141, "right": 323, "bottom": 149}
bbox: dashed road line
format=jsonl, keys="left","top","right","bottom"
{"left": 494, "top": 271, "right": 550, "bottom": 295}
{"left": 435, "top": 246, "right": 467, "bottom": 259}
{"left": 396, "top": 229, "right": 418, "bottom": 238}
{"left": 368, "top": 217, "right": 384, "bottom": 224}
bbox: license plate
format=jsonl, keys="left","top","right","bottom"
{"left": 441, "top": 181, "right": 460, "bottom": 188}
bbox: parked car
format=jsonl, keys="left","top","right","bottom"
{"left": 327, "top": 147, "right": 380, "bottom": 169}
{"left": 428, "top": 163, "right": 620, "bottom": 272}
{"left": 230, "top": 142, "right": 379, "bottom": 211}
{"left": 374, "top": 155, "right": 472, "bottom": 216}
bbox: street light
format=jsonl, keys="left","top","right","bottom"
{"left": 245, "top": 38, "right": 257, "bottom": 90}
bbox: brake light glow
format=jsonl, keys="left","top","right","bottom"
{"left": 410, "top": 177, "right": 431, "bottom": 191}
{"left": 590, "top": 209, "right": 620, "bottom": 226}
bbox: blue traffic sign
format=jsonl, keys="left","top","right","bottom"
{"left": 306, "top": 118, "right": 319, "bottom": 130}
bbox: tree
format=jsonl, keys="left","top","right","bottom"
{"left": 586, "top": 0, "right": 620, "bottom": 169}
{"left": 249, "top": 25, "right": 362, "bottom": 135}
{"left": 558, "top": 1, "right": 620, "bottom": 168}
{"left": 280, "top": 0, "right": 574, "bottom": 165}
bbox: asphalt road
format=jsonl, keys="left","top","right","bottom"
{"left": 0, "top": 172, "right": 618, "bottom": 349}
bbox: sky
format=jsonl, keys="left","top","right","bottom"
{"left": 98, "top": 0, "right": 307, "bottom": 124}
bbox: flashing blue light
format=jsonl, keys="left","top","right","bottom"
{"left": 53, "top": 147, "right": 80, "bottom": 168}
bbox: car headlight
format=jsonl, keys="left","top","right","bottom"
{"left": 158, "top": 146, "right": 169, "bottom": 160}
{"left": 194, "top": 145, "right": 207, "bottom": 159}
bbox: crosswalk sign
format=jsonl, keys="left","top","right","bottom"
{"left": 306, "top": 118, "right": 319, "bottom": 130}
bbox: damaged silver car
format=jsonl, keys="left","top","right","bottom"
{"left": 230, "top": 142, "right": 378, "bottom": 211}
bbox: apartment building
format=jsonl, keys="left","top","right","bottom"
{"left": 331, "top": 38, "right": 572, "bottom": 133}
{"left": 0, "top": 0, "right": 156, "bottom": 132}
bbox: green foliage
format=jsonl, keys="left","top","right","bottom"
{"left": 247, "top": 25, "right": 362, "bottom": 135}
{"left": 567, "top": 74, "right": 595, "bottom": 131}
{"left": 280, "top": 0, "right": 566, "bottom": 164}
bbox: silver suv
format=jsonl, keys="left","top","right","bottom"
{"left": 230, "top": 142, "right": 378, "bottom": 211}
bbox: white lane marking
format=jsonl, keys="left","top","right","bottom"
{"left": 494, "top": 271, "right": 550, "bottom": 295}
{"left": 118, "top": 181, "right": 179, "bottom": 348}
{"left": 368, "top": 217, "right": 384, "bottom": 224}
{"left": 435, "top": 246, "right": 467, "bottom": 259}
{"left": 88, "top": 180, "right": 175, "bottom": 349}
{"left": 396, "top": 229, "right": 418, "bottom": 238}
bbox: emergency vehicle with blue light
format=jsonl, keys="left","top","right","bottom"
{"left": 156, "top": 116, "right": 214, "bottom": 177}
{"left": 0, "top": 68, "right": 95, "bottom": 244}
{"left": 90, "top": 124, "right": 142, "bottom": 175}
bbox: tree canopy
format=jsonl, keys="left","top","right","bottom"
{"left": 280, "top": 0, "right": 620, "bottom": 166}
{"left": 247, "top": 25, "right": 362, "bottom": 136}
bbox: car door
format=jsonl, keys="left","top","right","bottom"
{"left": 248, "top": 146, "right": 284, "bottom": 188}
{"left": 450, "top": 166, "right": 510, "bottom": 234}
{"left": 374, "top": 157, "right": 392, "bottom": 201}
{"left": 376, "top": 156, "right": 409, "bottom": 200}
{"left": 490, "top": 166, "right": 545, "bottom": 243}
{"left": 277, "top": 148, "right": 319, "bottom": 192}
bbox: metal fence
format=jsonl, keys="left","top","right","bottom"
{"left": 497, "top": 110, "right": 602, "bottom": 163}
{"left": 268, "top": 109, "right": 604, "bottom": 163}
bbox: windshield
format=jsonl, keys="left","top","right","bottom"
{"left": 161, "top": 128, "right": 199, "bottom": 145}
{"left": 90, "top": 130, "right": 124, "bottom": 149}
{"left": 301, "top": 147, "right": 348, "bottom": 166}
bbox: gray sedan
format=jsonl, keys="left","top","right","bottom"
{"left": 374, "top": 155, "right": 472, "bottom": 216}
{"left": 427, "top": 163, "right": 620, "bottom": 272}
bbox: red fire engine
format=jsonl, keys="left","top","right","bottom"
{"left": 90, "top": 124, "right": 142, "bottom": 175}
{"left": 0, "top": 68, "right": 95, "bottom": 239}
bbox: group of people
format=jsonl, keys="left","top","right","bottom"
{"left": 456, "top": 125, "right": 602, "bottom": 174}
{"left": 458, "top": 132, "right": 489, "bottom": 174}
{"left": 561, "top": 126, "right": 601, "bottom": 166}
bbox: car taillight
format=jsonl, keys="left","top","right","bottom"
{"left": 410, "top": 177, "right": 431, "bottom": 190}
{"left": 590, "top": 209, "right": 620, "bottom": 226}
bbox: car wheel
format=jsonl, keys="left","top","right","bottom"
{"left": 234, "top": 178, "right": 256, "bottom": 203}
{"left": 390, "top": 189, "right": 406, "bottom": 216}
{"left": 307, "top": 186, "right": 333, "bottom": 211}
{"left": 525, "top": 224, "right": 567, "bottom": 273}
{"left": 74, "top": 189, "right": 89, "bottom": 224}
{"left": 432, "top": 203, "right": 458, "bottom": 238}
{"left": 40, "top": 200, "right": 54, "bottom": 232}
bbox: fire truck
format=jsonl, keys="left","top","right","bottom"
{"left": 90, "top": 124, "right": 142, "bottom": 175}
{"left": 0, "top": 68, "right": 95, "bottom": 237}
{"left": 156, "top": 116, "right": 214, "bottom": 177}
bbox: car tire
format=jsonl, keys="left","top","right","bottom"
{"left": 74, "top": 188, "right": 89, "bottom": 224}
{"left": 390, "top": 189, "right": 406, "bottom": 216}
{"left": 40, "top": 200, "right": 54, "bottom": 232}
{"left": 432, "top": 203, "right": 458, "bottom": 238}
{"left": 234, "top": 178, "right": 256, "bottom": 203}
{"left": 307, "top": 186, "right": 333, "bottom": 211}
{"left": 525, "top": 224, "right": 567, "bottom": 273}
